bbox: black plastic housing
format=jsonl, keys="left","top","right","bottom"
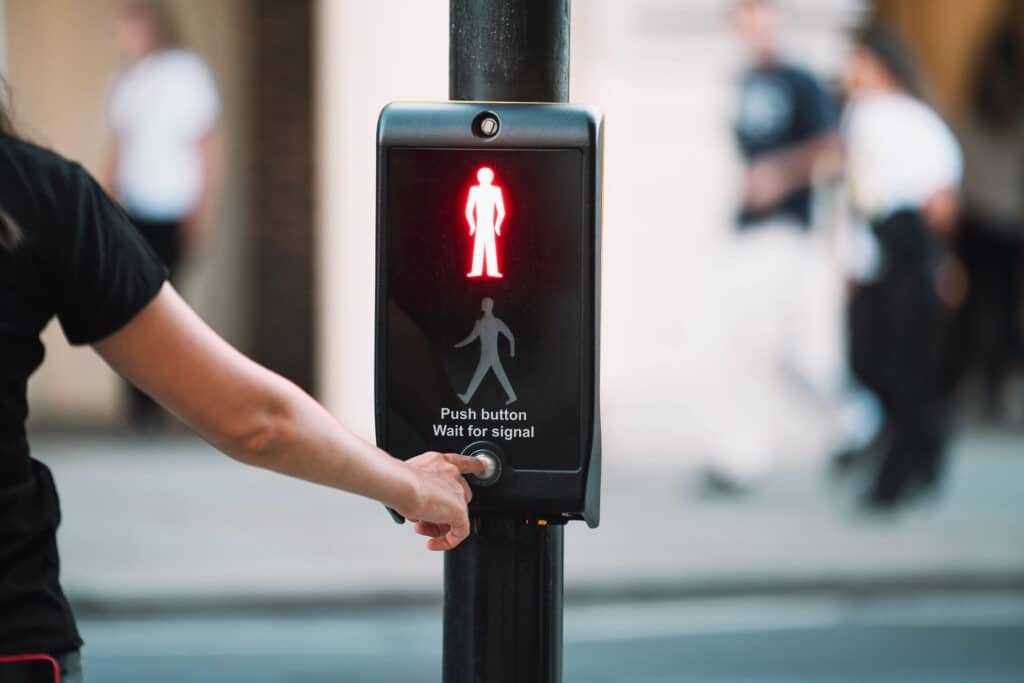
{"left": 375, "top": 102, "right": 602, "bottom": 526}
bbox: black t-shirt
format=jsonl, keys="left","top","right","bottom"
{"left": 734, "top": 62, "right": 835, "bottom": 227}
{"left": 0, "top": 134, "right": 165, "bottom": 655}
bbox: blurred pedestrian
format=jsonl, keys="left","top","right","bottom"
{"left": 104, "top": 0, "right": 222, "bottom": 428}
{"left": 0, "top": 90, "right": 482, "bottom": 682}
{"left": 841, "top": 25, "right": 962, "bottom": 508}
{"left": 730, "top": 0, "right": 837, "bottom": 230}
{"left": 699, "top": 0, "right": 849, "bottom": 492}
{"left": 943, "top": 8, "right": 1024, "bottom": 418}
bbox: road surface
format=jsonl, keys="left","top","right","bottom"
{"left": 78, "top": 591, "right": 1024, "bottom": 682}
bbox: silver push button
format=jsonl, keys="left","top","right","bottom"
{"left": 469, "top": 449, "right": 502, "bottom": 486}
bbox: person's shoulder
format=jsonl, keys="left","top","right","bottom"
{"left": 158, "top": 48, "right": 214, "bottom": 77}
{"left": 850, "top": 93, "right": 902, "bottom": 121}
{"left": 881, "top": 94, "right": 949, "bottom": 133}
{"left": 0, "top": 135, "right": 82, "bottom": 191}
{"left": 1, "top": 134, "right": 69, "bottom": 169}
{"left": 0, "top": 136, "right": 99, "bottom": 244}
{"left": 909, "top": 98, "right": 960, "bottom": 154}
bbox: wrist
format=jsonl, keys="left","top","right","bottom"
{"left": 381, "top": 456, "right": 420, "bottom": 515}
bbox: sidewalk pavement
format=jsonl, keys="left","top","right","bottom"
{"left": 33, "top": 426, "right": 1024, "bottom": 613}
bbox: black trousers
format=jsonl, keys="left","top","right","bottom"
{"left": 849, "top": 211, "right": 947, "bottom": 501}
{"left": 127, "top": 217, "right": 184, "bottom": 426}
{"left": 942, "top": 213, "right": 1024, "bottom": 407}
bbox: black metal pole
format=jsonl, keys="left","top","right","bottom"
{"left": 449, "top": 0, "right": 570, "bottom": 103}
{"left": 443, "top": 519, "right": 564, "bottom": 683}
{"left": 445, "top": 2, "right": 570, "bottom": 682}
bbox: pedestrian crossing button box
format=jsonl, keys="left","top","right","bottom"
{"left": 375, "top": 102, "right": 603, "bottom": 526}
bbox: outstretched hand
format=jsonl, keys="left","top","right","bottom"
{"left": 396, "top": 452, "right": 484, "bottom": 551}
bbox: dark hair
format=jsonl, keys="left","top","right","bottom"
{"left": 0, "top": 77, "right": 12, "bottom": 137}
{"left": 0, "top": 78, "right": 21, "bottom": 251}
{"left": 970, "top": 9, "right": 1024, "bottom": 131}
{"left": 0, "top": 211, "right": 21, "bottom": 251}
{"left": 121, "top": 0, "right": 182, "bottom": 49}
{"left": 855, "top": 23, "right": 925, "bottom": 99}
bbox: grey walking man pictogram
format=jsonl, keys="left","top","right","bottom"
{"left": 455, "top": 297, "right": 517, "bottom": 405}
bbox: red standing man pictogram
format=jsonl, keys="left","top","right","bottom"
{"left": 465, "top": 167, "right": 506, "bottom": 278}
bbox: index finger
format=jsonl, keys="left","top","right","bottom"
{"left": 444, "top": 453, "right": 486, "bottom": 475}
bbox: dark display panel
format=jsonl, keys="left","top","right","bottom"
{"left": 384, "top": 148, "right": 584, "bottom": 471}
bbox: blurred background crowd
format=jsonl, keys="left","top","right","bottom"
{"left": 1, "top": 0, "right": 1022, "bottom": 681}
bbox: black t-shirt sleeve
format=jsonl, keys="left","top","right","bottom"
{"left": 50, "top": 163, "right": 167, "bottom": 345}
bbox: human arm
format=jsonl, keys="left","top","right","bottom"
{"left": 93, "top": 284, "right": 483, "bottom": 550}
{"left": 494, "top": 188, "right": 506, "bottom": 236}
{"left": 501, "top": 323, "right": 515, "bottom": 358}
{"left": 182, "top": 127, "right": 222, "bottom": 249}
{"left": 48, "top": 154, "right": 481, "bottom": 550}
{"left": 454, "top": 322, "right": 480, "bottom": 348}
{"left": 924, "top": 187, "right": 959, "bottom": 241}
{"left": 465, "top": 189, "right": 477, "bottom": 235}
{"left": 745, "top": 132, "right": 840, "bottom": 209}
{"left": 923, "top": 115, "right": 963, "bottom": 241}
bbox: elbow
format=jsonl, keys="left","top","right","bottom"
{"left": 229, "top": 415, "right": 278, "bottom": 464}
{"left": 218, "top": 391, "right": 292, "bottom": 465}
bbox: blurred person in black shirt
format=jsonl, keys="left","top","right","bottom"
{"left": 696, "top": 0, "right": 845, "bottom": 494}
{"left": 0, "top": 99, "right": 482, "bottom": 681}
{"left": 730, "top": 0, "right": 837, "bottom": 230}
{"left": 944, "top": 8, "right": 1024, "bottom": 418}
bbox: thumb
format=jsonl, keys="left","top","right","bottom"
{"left": 446, "top": 515, "right": 471, "bottom": 548}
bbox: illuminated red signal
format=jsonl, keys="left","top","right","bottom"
{"left": 465, "top": 166, "right": 506, "bottom": 279}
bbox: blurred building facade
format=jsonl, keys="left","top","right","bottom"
{"left": 4, "top": 0, "right": 315, "bottom": 426}
{"left": 877, "top": 0, "right": 1009, "bottom": 117}
{"left": 248, "top": 0, "right": 316, "bottom": 395}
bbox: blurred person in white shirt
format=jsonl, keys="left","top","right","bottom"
{"left": 841, "top": 24, "right": 962, "bottom": 508}
{"left": 104, "top": 0, "right": 222, "bottom": 426}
